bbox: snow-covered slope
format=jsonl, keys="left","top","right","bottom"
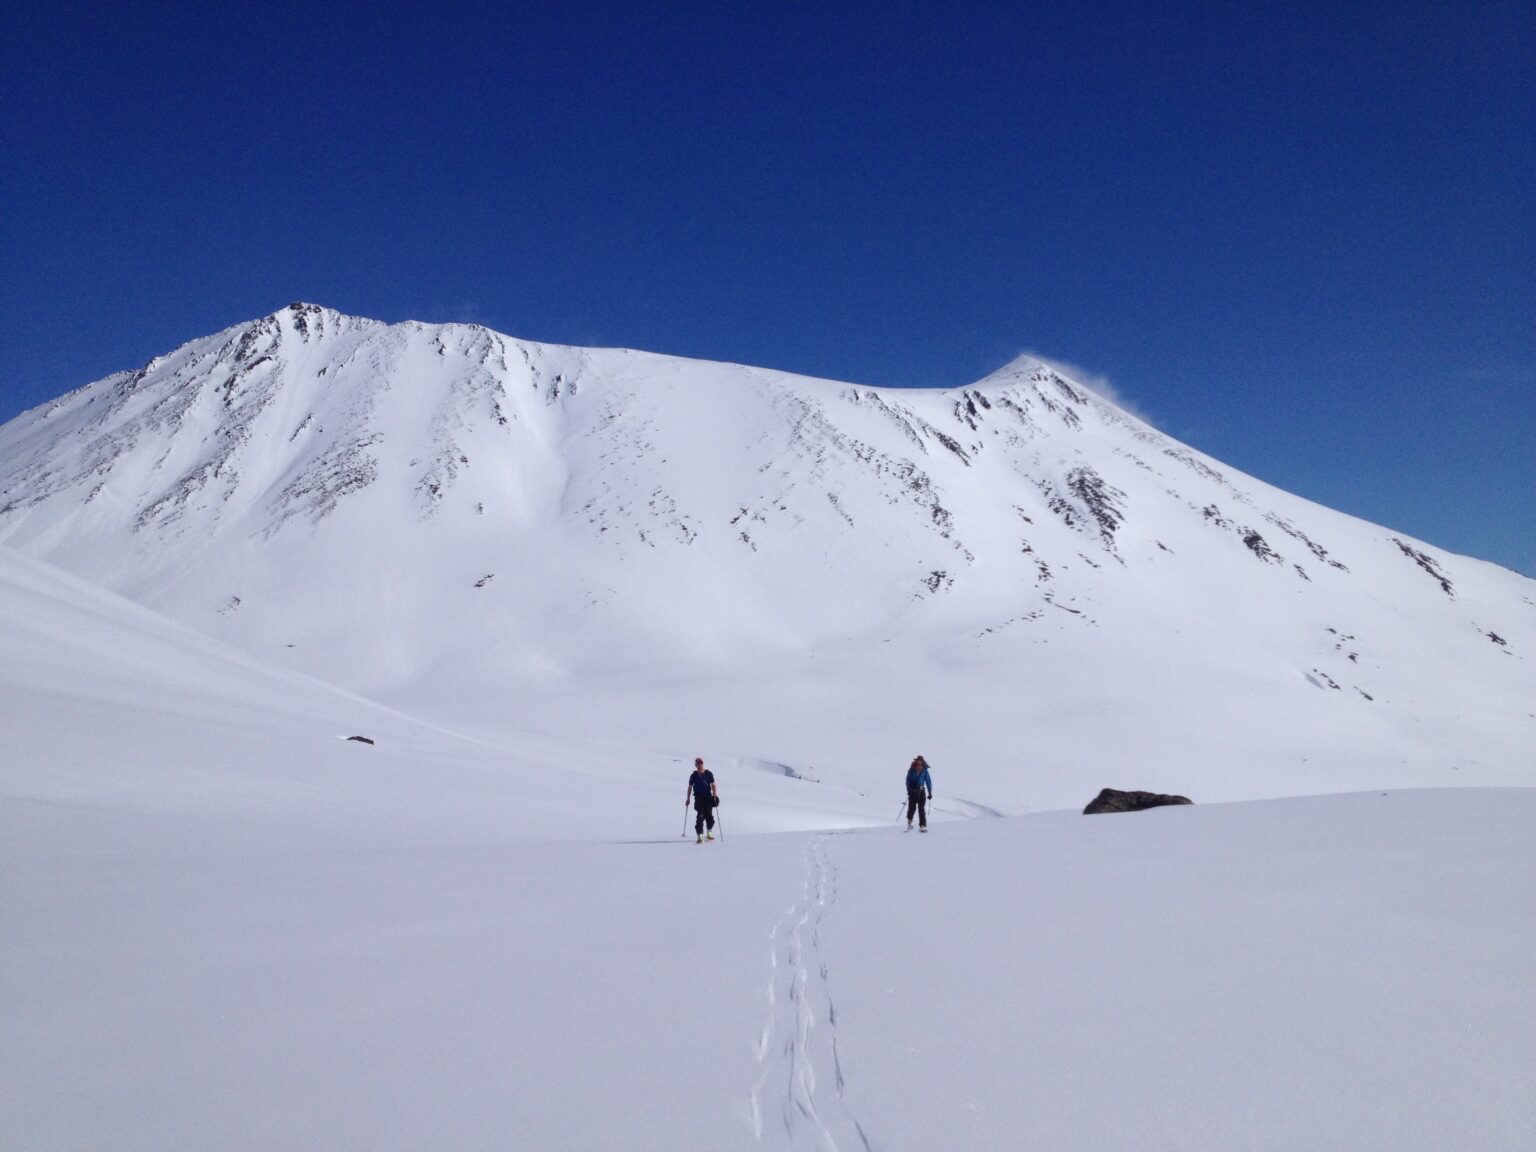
{"left": 2, "top": 302, "right": 1531, "bottom": 808}
{"left": 0, "top": 544, "right": 881, "bottom": 840}
{"left": 5, "top": 527, "right": 1529, "bottom": 1151}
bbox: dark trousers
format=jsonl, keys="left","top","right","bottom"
{"left": 906, "top": 788, "right": 928, "bottom": 828}
{"left": 694, "top": 797, "right": 715, "bottom": 835}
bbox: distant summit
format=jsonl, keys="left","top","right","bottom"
{"left": 0, "top": 307, "right": 1531, "bottom": 808}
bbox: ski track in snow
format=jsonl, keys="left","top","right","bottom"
{"left": 751, "top": 834, "right": 873, "bottom": 1152}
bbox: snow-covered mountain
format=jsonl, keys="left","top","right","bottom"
{"left": 5, "top": 306, "right": 1534, "bottom": 1151}
{"left": 2, "top": 302, "right": 1531, "bottom": 808}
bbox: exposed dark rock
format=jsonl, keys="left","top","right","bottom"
{"left": 1038, "top": 466, "right": 1125, "bottom": 549}
{"left": 346, "top": 735, "right": 376, "bottom": 746}
{"left": 1241, "top": 529, "right": 1281, "bottom": 563}
{"left": 1264, "top": 512, "right": 1345, "bottom": 570}
{"left": 1392, "top": 538, "right": 1454, "bottom": 597}
{"left": 932, "top": 429, "right": 971, "bottom": 465}
{"left": 1083, "top": 788, "right": 1193, "bottom": 815}
{"left": 1164, "top": 448, "right": 1226, "bottom": 484}
{"left": 1049, "top": 375, "right": 1087, "bottom": 405}
{"left": 1201, "top": 503, "right": 1231, "bottom": 529}
{"left": 1066, "top": 466, "right": 1125, "bottom": 545}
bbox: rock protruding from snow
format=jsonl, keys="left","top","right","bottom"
{"left": 1083, "top": 788, "right": 1194, "bottom": 815}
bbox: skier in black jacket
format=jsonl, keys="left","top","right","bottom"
{"left": 687, "top": 758, "right": 718, "bottom": 842}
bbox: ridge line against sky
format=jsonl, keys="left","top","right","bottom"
{"left": 1, "top": 2, "right": 1531, "bottom": 574}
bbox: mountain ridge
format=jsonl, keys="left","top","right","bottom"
{"left": 1, "top": 304, "right": 1531, "bottom": 809}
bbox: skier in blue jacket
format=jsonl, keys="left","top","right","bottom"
{"left": 905, "top": 755, "right": 933, "bottom": 831}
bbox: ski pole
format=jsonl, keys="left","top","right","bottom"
{"left": 716, "top": 804, "right": 723, "bottom": 842}
{"left": 683, "top": 799, "right": 690, "bottom": 839}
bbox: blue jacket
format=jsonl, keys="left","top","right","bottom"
{"left": 906, "top": 765, "right": 932, "bottom": 796}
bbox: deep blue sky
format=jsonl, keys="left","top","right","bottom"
{"left": 3, "top": 1, "right": 1532, "bottom": 574}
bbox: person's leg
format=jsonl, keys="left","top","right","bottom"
{"left": 695, "top": 804, "right": 705, "bottom": 837}
{"left": 906, "top": 790, "right": 917, "bottom": 826}
{"left": 706, "top": 801, "right": 716, "bottom": 835}
{"left": 918, "top": 793, "right": 927, "bottom": 829}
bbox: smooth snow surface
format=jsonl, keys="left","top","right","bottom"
{"left": 6, "top": 791, "right": 1533, "bottom": 1151}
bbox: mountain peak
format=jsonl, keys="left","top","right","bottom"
{"left": 983, "top": 351, "right": 1060, "bottom": 381}
{"left": 0, "top": 308, "right": 1531, "bottom": 812}
{"left": 280, "top": 300, "right": 336, "bottom": 324}
{"left": 227, "top": 302, "right": 384, "bottom": 351}
{"left": 971, "top": 351, "right": 1075, "bottom": 387}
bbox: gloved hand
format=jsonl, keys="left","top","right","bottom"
{"left": 712, "top": 796, "right": 721, "bottom": 806}
{"left": 927, "top": 794, "right": 933, "bottom": 801}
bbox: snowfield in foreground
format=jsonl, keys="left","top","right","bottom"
{"left": 5, "top": 791, "right": 1533, "bottom": 1151}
